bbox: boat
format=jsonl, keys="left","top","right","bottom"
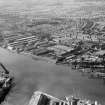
{"left": 0, "top": 63, "right": 14, "bottom": 103}
{"left": 28, "top": 91, "right": 100, "bottom": 105}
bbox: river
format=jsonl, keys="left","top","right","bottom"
{"left": 0, "top": 48, "right": 105, "bottom": 105}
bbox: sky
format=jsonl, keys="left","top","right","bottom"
{"left": 0, "top": 0, "right": 104, "bottom": 9}
{"left": 0, "top": 0, "right": 105, "bottom": 17}
{"left": 0, "top": 0, "right": 104, "bottom": 5}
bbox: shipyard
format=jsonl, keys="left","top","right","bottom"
{"left": 0, "top": 0, "right": 105, "bottom": 105}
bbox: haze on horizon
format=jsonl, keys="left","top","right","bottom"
{"left": 0, "top": 0, "right": 104, "bottom": 8}
{"left": 0, "top": 0, "right": 105, "bottom": 18}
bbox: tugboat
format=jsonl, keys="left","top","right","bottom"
{"left": 0, "top": 63, "right": 14, "bottom": 104}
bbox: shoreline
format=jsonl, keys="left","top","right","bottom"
{"left": 2, "top": 47, "right": 56, "bottom": 64}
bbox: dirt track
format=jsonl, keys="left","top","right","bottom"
{"left": 0, "top": 48, "right": 105, "bottom": 105}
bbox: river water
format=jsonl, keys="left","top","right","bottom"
{"left": 0, "top": 48, "right": 105, "bottom": 105}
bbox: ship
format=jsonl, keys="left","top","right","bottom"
{"left": 0, "top": 63, "right": 14, "bottom": 103}
{"left": 28, "top": 91, "right": 100, "bottom": 105}
{"left": 28, "top": 91, "right": 68, "bottom": 105}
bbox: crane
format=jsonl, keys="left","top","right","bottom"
{"left": 0, "top": 63, "right": 9, "bottom": 74}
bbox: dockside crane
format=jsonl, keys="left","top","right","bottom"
{"left": 0, "top": 63, "right": 9, "bottom": 74}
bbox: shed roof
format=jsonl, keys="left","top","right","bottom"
{"left": 95, "top": 50, "right": 105, "bottom": 55}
